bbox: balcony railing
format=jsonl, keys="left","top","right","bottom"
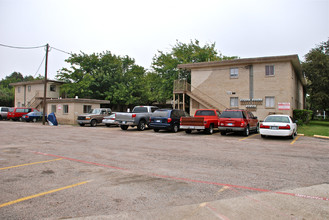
{"left": 173, "top": 79, "right": 191, "bottom": 93}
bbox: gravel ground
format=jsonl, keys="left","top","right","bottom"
{"left": 0, "top": 121, "right": 328, "bottom": 219}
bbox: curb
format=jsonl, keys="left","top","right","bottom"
{"left": 298, "top": 134, "right": 304, "bottom": 136}
{"left": 313, "top": 135, "right": 329, "bottom": 140}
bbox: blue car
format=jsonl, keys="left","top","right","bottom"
{"left": 149, "top": 109, "right": 189, "bottom": 133}
{"left": 21, "top": 110, "right": 46, "bottom": 122}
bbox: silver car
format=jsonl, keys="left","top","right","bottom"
{"left": 102, "top": 113, "right": 118, "bottom": 127}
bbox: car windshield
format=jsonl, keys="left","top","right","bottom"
{"left": 264, "top": 116, "right": 290, "bottom": 123}
{"left": 153, "top": 110, "right": 170, "bottom": 117}
{"left": 220, "top": 111, "right": 242, "bottom": 118}
{"left": 195, "top": 110, "right": 215, "bottom": 116}
{"left": 89, "top": 109, "right": 101, "bottom": 114}
{"left": 132, "top": 107, "right": 148, "bottom": 113}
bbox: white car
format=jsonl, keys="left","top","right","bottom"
{"left": 102, "top": 113, "right": 118, "bottom": 127}
{"left": 260, "top": 115, "right": 297, "bottom": 139}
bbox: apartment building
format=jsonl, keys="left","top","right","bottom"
{"left": 176, "top": 55, "right": 306, "bottom": 120}
{"left": 10, "top": 80, "right": 64, "bottom": 110}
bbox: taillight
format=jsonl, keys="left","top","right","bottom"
{"left": 167, "top": 118, "right": 172, "bottom": 123}
{"left": 260, "top": 124, "right": 270, "bottom": 129}
{"left": 110, "top": 118, "right": 115, "bottom": 120}
{"left": 132, "top": 114, "right": 136, "bottom": 118}
{"left": 240, "top": 121, "right": 245, "bottom": 127}
{"left": 279, "top": 124, "right": 290, "bottom": 130}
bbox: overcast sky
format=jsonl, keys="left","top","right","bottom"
{"left": 0, "top": 0, "right": 328, "bottom": 80}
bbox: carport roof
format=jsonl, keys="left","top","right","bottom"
{"left": 177, "top": 54, "right": 306, "bottom": 86}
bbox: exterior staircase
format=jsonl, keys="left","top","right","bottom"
{"left": 173, "top": 79, "right": 227, "bottom": 111}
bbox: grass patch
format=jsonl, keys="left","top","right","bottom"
{"left": 298, "top": 120, "right": 329, "bottom": 137}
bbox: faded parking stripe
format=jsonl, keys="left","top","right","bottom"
{"left": 0, "top": 158, "right": 62, "bottom": 170}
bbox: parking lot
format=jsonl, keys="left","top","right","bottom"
{"left": 1, "top": 121, "right": 329, "bottom": 219}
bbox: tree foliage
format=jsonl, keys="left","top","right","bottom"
{"left": 56, "top": 51, "right": 151, "bottom": 108}
{"left": 302, "top": 39, "right": 329, "bottom": 112}
{"left": 151, "top": 40, "right": 238, "bottom": 103}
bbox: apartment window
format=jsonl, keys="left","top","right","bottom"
{"left": 17, "top": 87, "right": 21, "bottom": 93}
{"left": 265, "top": 65, "right": 275, "bottom": 76}
{"left": 50, "top": 85, "right": 56, "bottom": 92}
{"left": 51, "top": 105, "right": 57, "bottom": 113}
{"left": 230, "top": 68, "right": 239, "bottom": 78}
{"left": 28, "top": 85, "right": 31, "bottom": 92}
{"left": 230, "top": 97, "right": 239, "bottom": 108}
{"left": 63, "top": 105, "right": 69, "bottom": 114}
{"left": 83, "top": 105, "right": 92, "bottom": 113}
{"left": 265, "top": 96, "right": 275, "bottom": 108}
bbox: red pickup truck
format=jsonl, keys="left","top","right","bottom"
{"left": 180, "top": 109, "right": 221, "bottom": 134}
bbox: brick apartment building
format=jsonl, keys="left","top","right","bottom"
{"left": 175, "top": 55, "right": 306, "bottom": 120}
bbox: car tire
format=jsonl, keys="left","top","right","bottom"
{"left": 243, "top": 126, "right": 249, "bottom": 136}
{"left": 221, "top": 131, "right": 226, "bottom": 136}
{"left": 120, "top": 125, "right": 128, "bottom": 130}
{"left": 206, "top": 124, "right": 214, "bottom": 135}
{"left": 172, "top": 124, "right": 179, "bottom": 133}
{"left": 256, "top": 124, "right": 259, "bottom": 133}
{"left": 90, "top": 120, "right": 97, "bottom": 127}
{"left": 32, "top": 118, "right": 37, "bottom": 123}
{"left": 154, "top": 129, "right": 159, "bottom": 132}
{"left": 185, "top": 130, "right": 192, "bottom": 134}
{"left": 290, "top": 131, "right": 295, "bottom": 139}
{"left": 137, "top": 120, "right": 146, "bottom": 131}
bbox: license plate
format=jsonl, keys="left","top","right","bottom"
{"left": 227, "top": 123, "right": 233, "bottom": 126}
{"left": 271, "top": 126, "right": 278, "bottom": 130}
{"left": 156, "top": 120, "right": 161, "bottom": 123}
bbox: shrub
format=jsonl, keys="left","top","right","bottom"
{"left": 293, "top": 109, "right": 313, "bottom": 125}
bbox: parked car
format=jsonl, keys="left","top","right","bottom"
{"left": 260, "top": 115, "right": 297, "bottom": 139}
{"left": 180, "top": 109, "right": 221, "bottom": 134}
{"left": 102, "top": 113, "right": 118, "bottom": 127}
{"left": 115, "top": 106, "right": 158, "bottom": 131}
{"left": 7, "top": 107, "right": 36, "bottom": 121}
{"left": 21, "top": 110, "right": 45, "bottom": 122}
{"left": 0, "top": 106, "right": 10, "bottom": 120}
{"left": 149, "top": 109, "right": 189, "bottom": 133}
{"left": 77, "top": 108, "right": 112, "bottom": 127}
{"left": 218, "top": 109, "right": 259, "bottom": 136}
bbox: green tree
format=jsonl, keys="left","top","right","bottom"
{"left": 56, "top": 51, "right": 148, "bottom": 109}
{"left": 302, "top": 39, "right": 329, "bottom": 114}
{"left": 151, "top": 40, "right": 238, "bottom": 103}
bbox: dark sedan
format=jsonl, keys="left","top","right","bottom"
{"left": 21, "top": 110, "right": 45, "bottom": 122}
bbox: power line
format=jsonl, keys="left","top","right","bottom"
{"left": 0, "top": 43, "right": 46, "bottom": 49}
{"left": 50, "top": 46, "right": 72, "bottom": 55}
{"left": 33, "top": 54, "right": 46, "bottom": 77}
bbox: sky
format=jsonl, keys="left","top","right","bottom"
{"left": 0, "top": 0, "right": 328, "bottom": 80}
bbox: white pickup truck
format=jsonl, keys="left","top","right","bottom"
{"left": 115, "top": 106, "right": 158, "bottom": 131}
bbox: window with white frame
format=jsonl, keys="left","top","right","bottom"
{"left": 230, "top": 97, "right": 239, "bottom": 108}
{"left": 265, "top": 96, "right": 275, "bottom": 108}
{"left": 83, "top": 105, "right": 92, "bottom": 113}
{"left": 230, "top": 68, "right": 239, "bottom": 78}
{"left": 265, "top": 65, "right": 275, "bottom": 76}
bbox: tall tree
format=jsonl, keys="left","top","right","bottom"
{"left": 151, "top": 39, "right": 238, "bottom": 103}
{"left": 302, "top": 39, "right": 329, "bottom": 113}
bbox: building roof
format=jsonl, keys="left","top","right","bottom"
{"left": 10, "top": 80, "right": 65, "bottom": 86}
{"left": 177, "top": 54, "right": 306, "bottom": 86}
{"left": 47, "top": 98, "right": 110, "bottom": 104}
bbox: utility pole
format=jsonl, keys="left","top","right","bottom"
{"left": 42, "top": 44, "right": 49, "bottom": 125}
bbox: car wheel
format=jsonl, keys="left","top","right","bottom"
{"left": 290, "top": 131, "right": 295, "bottom": 139}
{"left": 206, "top": 124, "right": 214, "bottom": 135}
{"left": 221, "top": 131, "right": 226, "bottom": 136}
{"left": 256, "top": 124, "right": 259, "bottom": 133}
{"left": 137, "top": 120, "right": 146, "bottom": 131}
{"left": 79, "top": 124, "right": 85, "bottom": 127}
{"left": 120, "top": 125, "right": 128, "bottom": 130}
{"left": 185, "top": 130, "right": 192, "bottom": 134}
{"left": 32, "top": 118, "right": 37, "bottom": 123}
{"left": 154, "top": 129, "right": 159, "bottom": 132}
{"left": 172, "top": 124, "right": 179, "bottom": 133}
{"left": 90, "top": 120, "right": 97, "bottom": 127}
{"left": 243, "top": 126, "right": 249, "bottom": 136}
